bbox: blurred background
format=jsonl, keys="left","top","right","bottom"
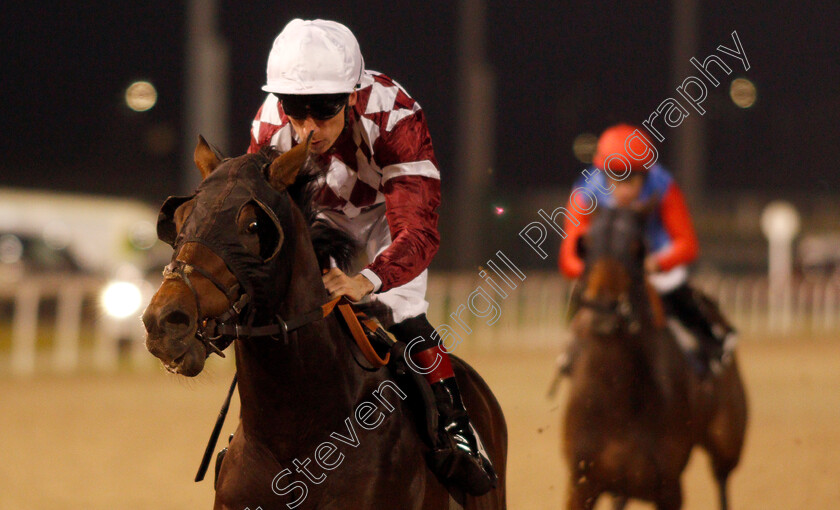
{"left": 1, "top": 1, "right": 838, "bottom": 509}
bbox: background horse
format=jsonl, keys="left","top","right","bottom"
{"left": 142, "top": 138, "right": 507, "bottom": 509}
{"left": 562, "top": 206, "right": 747, "bottom": 510}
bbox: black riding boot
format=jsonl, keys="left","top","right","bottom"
{"left": 428, "top": 376, "right": 497, "bottom": 494}
{"left": 661, "top": 284, "right": 737, "bottom": 373}
{"left": 389, "top": 314, "right": 497, "bottom": 495}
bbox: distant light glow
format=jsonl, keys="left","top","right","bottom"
{"left": 729, "top": 78, "right": 757, "bottom": 108}
{"left": 572, "top": 133, "right": 598, "bottom": 163}
{"left": 761, "top": 201, "right": 800, "bottom": 242}
{"left": 129, "top": 221, "right": 158, "bottom": 250}
{"left": 42, "top": 221, "right": 71, "bottom": 250}
{"left": 101, "top": 281, "right": 143, "bottom": 318}
{"left": 125, "top": 81, "right": 157, "bottom": 112}
{"left": 494, "top": 206, "right": 506, "bottom": 216}
{"left": 0, "top": 235, "right": 23, "bottom": 264}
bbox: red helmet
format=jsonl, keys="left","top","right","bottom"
{"left": 592, "top": 124, "right": 656, "bottom": 173}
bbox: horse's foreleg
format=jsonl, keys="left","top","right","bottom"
{"left": 654, "top": 481, "right": 682, "bottom": 510}
{"left": 704, "top": 367, "right": 746, "bottom": 510}
{"left": 566, "top": 477, "right": 599, "bottom": 510}
{"left": 611, "top": 494, "right": 628, "bottom": 510}
{"left": 716, "top": 473, "right": 729, "bottom": 510}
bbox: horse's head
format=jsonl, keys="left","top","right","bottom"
{"left": 142, "top": 136, "right": 311, "bottom": 375}
{"left": 576, "top": 200, "right": 655, "bottom": 336}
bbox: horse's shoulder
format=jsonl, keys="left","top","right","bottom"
{"left": 451, "top": 355, "right": 506, "bottom": 424}
{"left": 450, "top": 355, "right": 484, "bottom": 388}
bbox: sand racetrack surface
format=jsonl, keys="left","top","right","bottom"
{"left": 2, "top": 340, "right": 838, "bottom": 509}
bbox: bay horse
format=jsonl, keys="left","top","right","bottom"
{"left": 142, "top": 137, "right": 507, "bottom": 509}
{"left": 562, "top": 206, "right": 747, "bottom": 510}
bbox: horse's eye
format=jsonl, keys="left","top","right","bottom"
{"left": 246, "top": 221, "right": 259, "bottom": 234}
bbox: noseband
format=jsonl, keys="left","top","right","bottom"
{"left": 163, "top": 259, "right": 249, "bottom": 357}
{"left": 578, "top": 294, "right": 641, "bottom": 335}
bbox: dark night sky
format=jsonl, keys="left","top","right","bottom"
{"left": 1, "top": 1, "right": 837, "bottom": 205}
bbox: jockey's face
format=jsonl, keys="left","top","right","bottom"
{"left": 611, "top": 173, "right": 646, "bottom": 207}
{"left": 287, "top": 92, "right": 358, "bottom": 155}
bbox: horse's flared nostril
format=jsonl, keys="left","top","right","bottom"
{"left": 164, "top": 310, "right": 190, "bottom": 328}
{"left": 162, "top": 309, "right": 193, "bottom": 336}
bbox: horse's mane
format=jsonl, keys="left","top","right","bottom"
{"left": 255, "top": 147, "right": 358, "bottom": 271}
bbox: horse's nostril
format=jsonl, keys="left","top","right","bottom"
{"left": 163, "top": 310, "right": 191, "bottom": 328}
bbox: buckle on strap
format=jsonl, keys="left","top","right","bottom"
{"left": 270, "top": 315, "right": 290, "bottom": 344}
{"left": 204, "top": 337, "right": 227, "bottom": 358}
{"left": 232, "top": 294, "right": 250, "bottom": 314}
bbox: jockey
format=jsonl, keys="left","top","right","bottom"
{"left": 558, "top": 124, "right": 737, "bottom": 375}
{"left": 247, "top": 19, "right": 495, "bottom": 493}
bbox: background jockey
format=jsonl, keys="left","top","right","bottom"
{"left": 558, "top": 123, "right": 737, "bottom": 375}
{"left": 246, "top": 19, "right": 495, "bottom": 493}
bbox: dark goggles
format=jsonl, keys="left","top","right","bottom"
{"left": 275, "top": 93, "right": 349, "bottom": 121}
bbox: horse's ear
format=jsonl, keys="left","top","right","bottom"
{"left": 194, "top": 135, "right": 221, "bottom": 180}
{"left": 268, "top": 132, "right": 313, "bottom": 191}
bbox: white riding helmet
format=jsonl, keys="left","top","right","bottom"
{"left": 262, "top": 19, "right": 365, "bottom": 95}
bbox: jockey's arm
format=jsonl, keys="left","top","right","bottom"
{"left": 558, "top": 193, "right": 591, "bottom": 279}
{"left": 363, "top": 174, "right": 441, "bottom": 293}
{"left": 652, "top": 183, "right": 699, "bottom": 271}
{"left": 359, "top": 107, "right": 441, "bottom": 294}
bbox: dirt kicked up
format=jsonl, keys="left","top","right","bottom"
{"left": 1, "top": 340, "right": 838, "bottom": 509}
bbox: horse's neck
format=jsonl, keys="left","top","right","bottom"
{"left": 235, "top": 208, "right": 365, "bottom": 451}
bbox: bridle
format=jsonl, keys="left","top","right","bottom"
{"left": 574, "top": 206, "right": 650, "bottom": 336}
{"left": 162, "top": 241, "right": 327, "bottom": 358}
{"left": 577, "top": 293, "right": 641, "bottom": 335}
{"left": 163, "top": 254, "right": 349, "bottom": 357}
{"left": 161, "top": 254, "right": 385, "bottom": 364}
{"left": 162, "top": 259, "right": 249, "bottom": 357}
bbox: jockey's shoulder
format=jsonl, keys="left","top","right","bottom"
{"left": 573, "top": 166, "right": 609, "bottom": 191}
{"left": 352, "top": 70, "right": 421, "bottom": 119}
{"left": 358, "top": 70, "right": 406, "bottom": 93}
{"left": 645, "top": 163, "right": 675, "bottom": 191}
{"left": 647, "top": 163, "right": 671, "bottom": 178}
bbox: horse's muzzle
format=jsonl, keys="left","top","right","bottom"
{"left": 142, "top": 301, "right": 206, "bottom": 376}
